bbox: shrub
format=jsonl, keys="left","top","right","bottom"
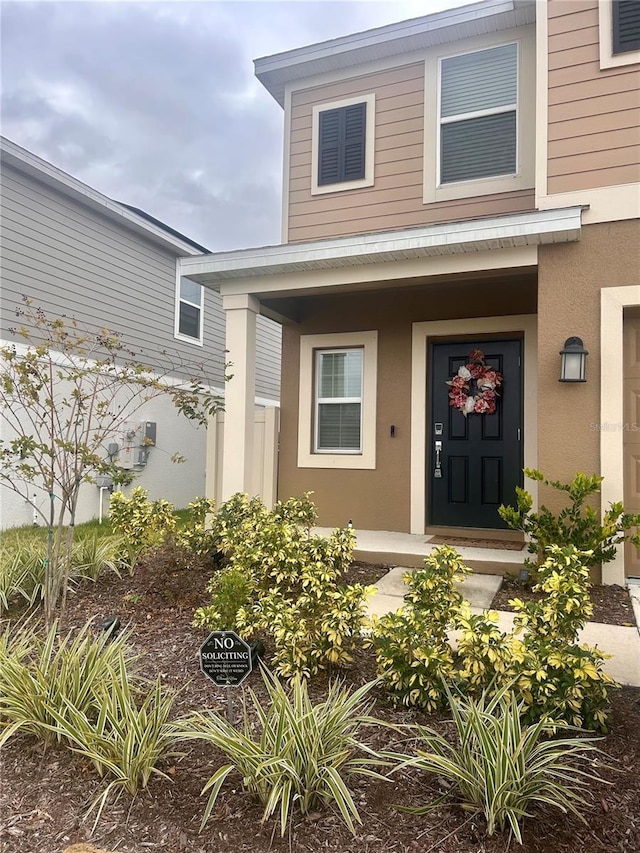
{"left": 0, "top": 620, "right": 137, "bottom": 748}
{"left": 193, "top": 566, "right": 254, "bottom": 631}
{"left": 510, "top": 545, "right": 616, "bottom": 730}
{"left": 195, "top": 493, "right": 371, "bottom": 679}
{"left": 386, "top": 683, "right": 606, "bottom": 845}
{"left": 178, "top": 668, "right": 388, "bottom": 835}
{"left": 174, "top": 497, "right": 217, "bottom": 557}
{"left": 369, "top": 545, "right": 616, "bottom": 729}
{"left": 367, "top": 546, "right": 467, "bottom": 711}
{"left": 498, "top": 469, "right": 640, "bottom": 572}
{"left": 48, "top": 659, "right": 181, "bottom": 825}
{"left": 109, "top": 487, "right": 176, "bottom": 572}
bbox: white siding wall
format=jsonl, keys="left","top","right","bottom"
{"left": 0, "top": 161, "right": 281, "bottom": 527}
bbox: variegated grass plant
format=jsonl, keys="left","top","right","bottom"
{"left": 47, "top": 658, "right": 182, "bottom": 826}
{"left": 385, "top": 682, "right": 607, "bottom": 844}
{"left": 0, "top": 534, "right": 122, "bottom": 614}
{"left": 0, "top": 619, "right": 137, "bottom": 748}
{"left": 178, "top": 668, "right": 389, "bottom": 835}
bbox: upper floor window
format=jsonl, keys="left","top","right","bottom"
{"left": 612, "top": 0, "right": 640, "bottom": 54}
{"left": 311, "top": 94, "right": 375, "bottom": 195}
{"left": 439, "top": 43, "right": 518, "bottom": 186}
{"left": 599, "top": 0, "right": 640, "bottom": 68}
{"left": 175, "top": 276, "right": 203, "bottom": 345}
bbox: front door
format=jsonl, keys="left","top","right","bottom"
{"left": 428, "top": 338, "right": 523, "bottom": 529}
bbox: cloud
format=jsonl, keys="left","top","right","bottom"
{"left": 0, "top": 0, "right": 453, "bottom": 250}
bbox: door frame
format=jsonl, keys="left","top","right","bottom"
{"left": 410, "top": 314, "right": 538, "bottom": 535}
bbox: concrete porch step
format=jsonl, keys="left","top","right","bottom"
{"left": 315, "top": 527, "right": 528, "bottom": 575}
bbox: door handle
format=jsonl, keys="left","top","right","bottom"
{"left": 434, "top": 441, "right": 442, "bottom": 478}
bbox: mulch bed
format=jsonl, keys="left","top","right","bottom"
{"left": 1, "top": 553, "right": 639, "bottom": 853}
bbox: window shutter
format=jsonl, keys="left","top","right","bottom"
{"left": 318, "top": 102, "right": 366, "bottom": 186}
{"left": 613, "top": 0, "right": 640, "bottom": 54}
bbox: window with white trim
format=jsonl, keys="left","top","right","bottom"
{"left": 298, "top": 331, "right": 377, "bottom": 470}
{"left": 314, "top": 348, "right": 363, "bottom": 453}
{"left": 439, "top": 42, "right": 518, "bottom": 186}
{"left": 599, "top": 0, "right": 640, "bottom": 68}
{"left": 175, "top": 277, "right": 203, "bottom": 344}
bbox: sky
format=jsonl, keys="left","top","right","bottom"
{"left": 1, "top": 0, "right": 469, "bottom": 252}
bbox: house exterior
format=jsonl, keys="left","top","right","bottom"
{"left": 179, "top": 0, "right": 640, "bottom": 584}
{"left": 0, "top": 137, "right": 281, "bottom": 528}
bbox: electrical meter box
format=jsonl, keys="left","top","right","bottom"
{"left": 136, "top": 422, "right": 156, "bottom": 447}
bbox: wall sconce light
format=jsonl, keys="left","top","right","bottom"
{"left": 559, "top": 337, "right": 588, "bottom": 382}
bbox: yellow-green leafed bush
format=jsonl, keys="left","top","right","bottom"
{"left": 177, "top": 668, "right": 388, "bottom": 835}
{"left": 510, "top": 545, "right": 616, "bottom": 730}
{"left": 366, "top": 546, "right": 467, "bottom": 712}
{"left": 194, "top": 493, "right": 370, "bottom": 678}
{"left": 0, "top": 620, "right": 137, "bottom": 747}
{"left": 174, "top": 497, "right": 217, "bottom": 557}
{"left": 369, "top": 544, "right": 616, "bottom": 730}
{"left": 109, "top": 487, "right": 176, "bottom": 572}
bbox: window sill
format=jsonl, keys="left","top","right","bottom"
{"left": 174, "top": 332, "right": 204, "bottom": 347}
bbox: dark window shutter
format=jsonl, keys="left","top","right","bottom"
{"left": 318, "top": 102, "right": 366, "bottom": 186}
{"left": 613, "top": 0, "right": 640, "bottom": 54}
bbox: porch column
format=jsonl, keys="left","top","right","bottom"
{"left": 221, "top": 293, "right": 259, "bottom": 500}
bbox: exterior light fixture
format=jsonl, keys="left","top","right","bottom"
{"left": 559, "top": 337, "right": 588, "bottom": 382}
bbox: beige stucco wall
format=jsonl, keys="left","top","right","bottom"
{"left": 278, "top": 274, "right": 536, "bottom": 530}
{"left": 537, "top": 220, "right": 640, "bottom": 522}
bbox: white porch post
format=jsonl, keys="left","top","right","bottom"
{"left": 221, "top": 293, "right": 259, "bottom": 500}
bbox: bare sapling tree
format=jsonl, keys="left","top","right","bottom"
{"left": 0, "top": 298, "right": 224, "bottom": 627}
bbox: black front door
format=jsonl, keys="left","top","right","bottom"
{"left": 428, "top": 338, "right": 523, "bottom": 529}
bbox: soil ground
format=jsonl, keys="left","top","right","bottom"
{"left": 1, "top": 554, "right": 639, "bottom": 853}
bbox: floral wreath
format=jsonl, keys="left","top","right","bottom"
{"left": 446, "top": 349, "right": 503, "bottom": 416}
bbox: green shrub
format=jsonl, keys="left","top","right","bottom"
{"left": 178, "top": 668, "right": 387, "bottom": 835}
{"left": 109, "top": 487, "right": 176, "bottom": 572}
{"left": 48, "top": 659, "right": 181, "bottom": 825}
{"left": 174, "top": 497, "right": 217, "bottom": 557}
{"left": 367, "top": 546, "right": 467, "bottom": 711}
{"left": 369, "top": 545, "right": 616, "bottom": 729}
{"left": 498, "top": 469, "right": 640, "bottom": 572}
{"left": 195, "top": 493, "right": 370, "bottom": 679}
{"left": 386, "top": 682, "right": 606, "bottom": 845}
{"left": 193, "top": 566, "right": 254, "bottom": 631}
{"left": 0, "top": 620, "right": 137, "bottom": 747}
{"left": 510, "top": 545, "right": 616, "bottom": 730}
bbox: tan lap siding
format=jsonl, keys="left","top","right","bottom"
{"left": 547, "top": 0, "right": 640, "bottom": 195}
{"left": 287, "top": 63, "right": 535, "bottom": 243}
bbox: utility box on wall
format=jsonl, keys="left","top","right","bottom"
{"left": 119, "top": 422, "right": 157, "bottom": 470}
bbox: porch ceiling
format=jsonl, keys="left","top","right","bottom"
{"left": 180, "top": 207, "right": 582, "bottom": 293}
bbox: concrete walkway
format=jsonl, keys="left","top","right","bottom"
{"left": 363, "top": 562, "right": 640, "bottom": 688}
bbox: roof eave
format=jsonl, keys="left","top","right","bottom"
{"left": 254, "top": 0, "right": 536, "bottom": 106}
{"left": 179, "top": 207, "right": 583, "bottom": 288}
